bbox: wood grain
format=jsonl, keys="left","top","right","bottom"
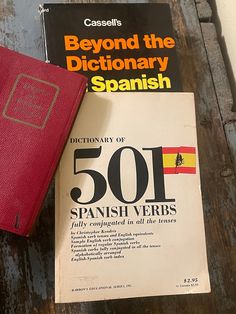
{"left": 201, "top": 22, "right": 236, "bottom": 174}
{"left": 0, "top": 0, "right": 236, "bottom": 313}
{"left": 195, "top": 0, "right": 212, "bottom": 21}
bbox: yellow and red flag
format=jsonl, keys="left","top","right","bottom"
{"left": 162, "top": 147, "right": 196, "bottom": 174}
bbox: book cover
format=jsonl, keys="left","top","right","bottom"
{"left": 0, "top": 46, "right": 87, "bottom": 236}
{"left": 41, "top": 3, "right": 181, "bottom": 92}
{"left": 55, "top": 92, "right": 210, "bottom": 303}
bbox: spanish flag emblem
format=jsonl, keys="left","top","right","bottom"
{"left": 162, "top": 147, "right": 196, "bottom": 174}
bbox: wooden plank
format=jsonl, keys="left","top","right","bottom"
{"left": 201, "top": 23, "right": 235, "bottom": 124}
{"left": 162, "top": 3, "right": 236, "bottom": 313}
{"left": 0, "top": 0, "right": 236, "bottom": 313}
{"left": 195, "top": 0, "right": 212, "bottom": 21}
{"left": 201, "top": 22, "right": 236, "bottom": 173}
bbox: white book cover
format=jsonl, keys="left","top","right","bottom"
{"left": 55, "top": 92, "right": 210, "bottom": 303}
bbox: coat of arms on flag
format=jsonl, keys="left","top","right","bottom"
{"left": 162, "top": 147, "right": 196, "bottom": 174}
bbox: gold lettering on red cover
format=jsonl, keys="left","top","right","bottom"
{"left": 3, "top": 74, "right": 60, "bottom": 129}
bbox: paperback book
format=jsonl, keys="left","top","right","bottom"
{"left": 55, "top": 92, "right": 210, "bottom": 302}
{"left": 41, "top": 3, "right": 181, "bottom": 92}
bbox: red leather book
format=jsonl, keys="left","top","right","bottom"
{"left": 0, "top": 46, "right": 87, "bottom": 236}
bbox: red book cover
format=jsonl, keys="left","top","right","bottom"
{"left": 0, "top": 46, "right": 87, "bottom": 236}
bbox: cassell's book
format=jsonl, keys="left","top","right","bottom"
{"left": 55, "top": 92, "right": 210, "bottom": 303}
{"left": 0, "top": 46, "right": 87, "bottom": 236}
{"left": 41, "top": 3, "right": 181, "bottom": 92}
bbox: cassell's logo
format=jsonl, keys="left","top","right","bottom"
{"left": 84, "top": 18, "right": 122, "bottom": 27}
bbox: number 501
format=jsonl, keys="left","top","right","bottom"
{"left": 70, "top": 146, "right": 175, "bottom": 205}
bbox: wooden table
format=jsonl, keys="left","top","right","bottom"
{"left": 1, "top": 0, "right": 236, "bottom": 313}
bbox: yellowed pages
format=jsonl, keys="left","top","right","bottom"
{"left": 55, "top": 92, "right": 210, "bottom": 303}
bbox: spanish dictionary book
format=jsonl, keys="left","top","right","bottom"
{"left": 41, "top": 3, "right": 181, "bottom": 92}
{"left": 0, "top": 46, "right": 87, "bottom": 236}
{"left": 55, "top": 92, "right": 210, "bottom": 302}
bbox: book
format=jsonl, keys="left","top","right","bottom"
{"left": 55, "top": 92, "right": 210, "bottom": 303}
{"left": 41, "top": 3, "right": 181, "bottom": 92}
{"left": 0, "top": 46, "right": 87, "bottom": 236}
